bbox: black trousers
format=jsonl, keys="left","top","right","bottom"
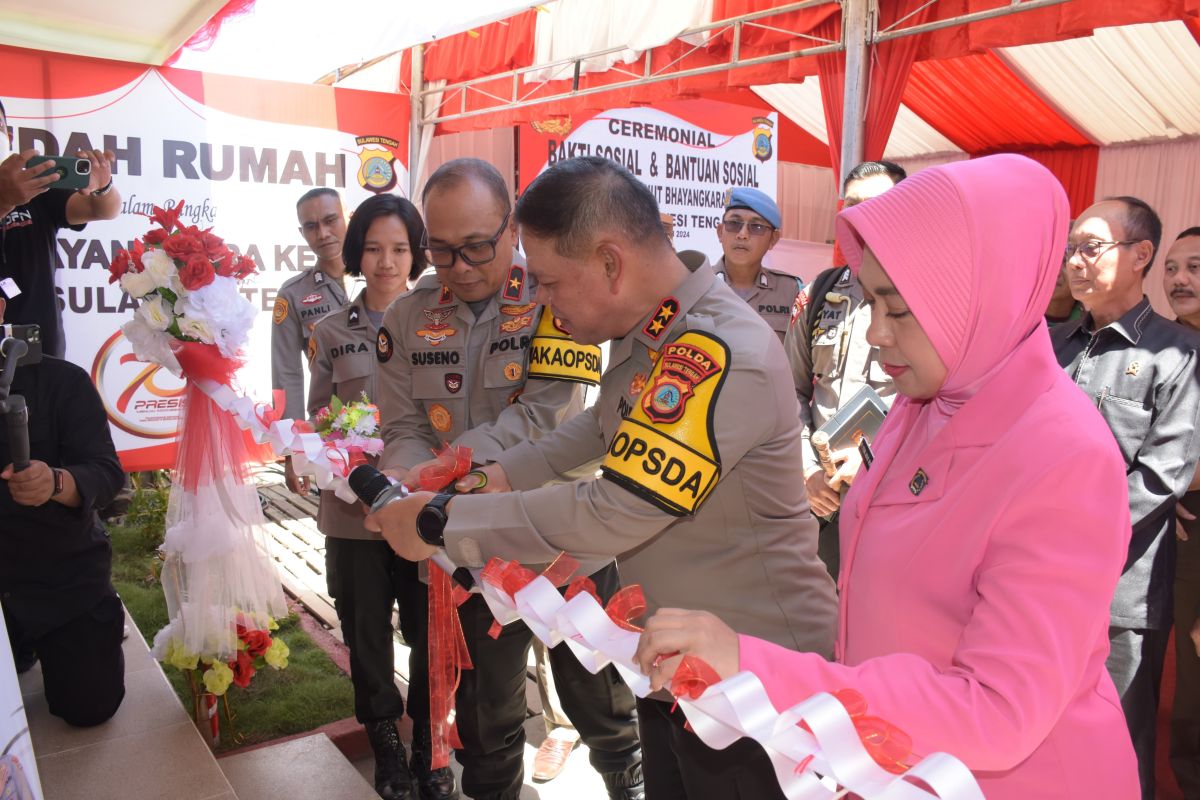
{"left": 637, "top": 697, "right": 784, "bottom": 800}
{"left": 454, "top": 562, "right": 641, "bottom": 800}
{"left": 1108, "top": 625, "right": 1170, "bottom": 800}
{"left": 816, "top": 515, "right": 840, "bottom": 582}
{"left": 4, "top": 592, "right": 125, "bottom": 727}
{"left": 1173, "top": 524, "right": 1200, "bottom": 799}
{"left": 325, "top": 536, "right": 429, "bottom": 730}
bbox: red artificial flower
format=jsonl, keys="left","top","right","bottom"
{"left": 215, "top": 250, "right": 236, "bottom": 278}
{"left": 198, "top": 229, "right": 227, "bottom": 260}
{"left": 242, "top": 629, "right": 271, "bottom": 658}
{"left": 164, "top": 232, "right": 204, "bottom": 261}
{"left": 144, "top": 228, "right": 168, "bottom": 246}
{"left": 229, "top": 650, "right": 256, "bottom": 689}
{"left": 150, "top": 201, "right": 186, "bottom": 232}
{"left": 106, "top": 240, "right": 147, "bottom": 285}
{"left": 233, "top": 254, "right": 257, "bottom": 280}
{"left": 179, "top": 254, "right": 216, "bottom": 291}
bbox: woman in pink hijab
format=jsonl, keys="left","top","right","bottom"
{"left": 635, "top": 154, "right": 1139, "bottom": 797}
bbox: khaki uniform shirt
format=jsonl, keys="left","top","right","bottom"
{"left": 782, "top": 267, "right": 895, "bottom": 476}
{"left": 377, "top": 262, "right": 590, "bottom": 478}
{"left": 307, "top": 295, "right": 380, "bottom": 541}
{"left": 447, "top": 259, "right": 837, "bottom": 655}
{"left": 713, "top": 258, "right": 803, "bottom": 342}
{"left": 271, "top": 267, "right": 351, "bottom": 421}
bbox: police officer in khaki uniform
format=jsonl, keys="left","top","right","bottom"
{"left": 370, "top": 157, "right": 837, "bottom": 800}
{"left": 782, "top": 161, "right": 904, "bottom": 578}
{"left": 272, "top": 188, "right": 352, "bottom": 429}
{"left": 375, "top": 159, "right": 643, "bottom": 800}
{"left": 713, "top": 187, "right": 802, "bottom": 340}
{"left": 304, "top": 195, "right": 453, "bottom": 800}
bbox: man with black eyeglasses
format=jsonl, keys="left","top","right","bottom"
{"left": 713, "top": 187, "right": 799, "bottom": 341}
{"left": 374, "top": 158, "right": 643, "bottom": 800}
{"left": 1051, "top": 196, "right": 1200, "bottom": 800}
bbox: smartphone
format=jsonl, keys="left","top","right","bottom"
{"left": 25, "top": 154, "right": 91, "bottom": 191}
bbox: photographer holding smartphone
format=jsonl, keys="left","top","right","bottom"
{"left": 0, "top": 98, "right": 121, "bottom": 359}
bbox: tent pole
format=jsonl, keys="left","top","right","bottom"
{"left": 409, "top": 44, "right": 424, "bottom": 201}
{"left": 839, "top": 0, "right": 874, "bottom": 192}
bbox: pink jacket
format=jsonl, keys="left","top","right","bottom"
{"left": 740, "top": 156, "right": 1139, "bottom": 797}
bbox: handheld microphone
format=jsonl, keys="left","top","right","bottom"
{"left": 348, "top": 464, "right": 475, "bottom": 590}
{"left": 4, "top": 395, "right": 29, "bottom": 472}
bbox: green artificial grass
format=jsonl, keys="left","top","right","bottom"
{"left": 108, "top": 487, "right": 355, "bottom": 753}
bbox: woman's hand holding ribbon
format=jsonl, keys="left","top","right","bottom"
{"left": 634, "top": 608, "right": 740, "bottom": 692}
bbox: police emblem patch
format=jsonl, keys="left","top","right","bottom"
{"left": 751, "top": 116, "right": 774, "bottom": 163}
{"left": 789, "top": 290, "right": 809, "bottom": 327}
{"left": 418, "top": 307, "right": 458, "bottom": 346}
{"left": 499, "top": 315, "right": 533, "bottom": 333}
{"left": 643, "top": 297, "right": 679, "bottom": 340}
{"left": 445, "top": 373, "right": 462, "bottom": 394}
{"left": 428, "top": 403, "right": 452, "bottom": 433}
{"left": 504, "top": 361, "right": 523, "bottom": 381}
{"left": 307, "top": 336, "right": 317, "bottom": 364}
{"left": 641, "top": 341, "right": 722, "bottom": 424}
{"left": 355, "top": 135, "right": 401, "bottom": 194}
{"left": 272, "top": 297, "right": 290, "bottom": 325}
{"left": 503, "top": 265, "right": 525, "bottom": 301}
{"left": 376, "top": 327, "right": 393, "bottom": 363}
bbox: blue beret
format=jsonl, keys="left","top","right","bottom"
{"left": 725, "top": 187, "right": 781, "bottom": 230}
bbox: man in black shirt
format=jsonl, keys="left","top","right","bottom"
{"left": 1, "top": 295, "right": 126, "bottom": 726}
{"left": 0, "top": 97, "right": 122, "bottom": 358}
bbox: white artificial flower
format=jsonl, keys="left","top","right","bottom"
{"left": 123, "top": 317, "right": 182, "bottom": 377}
{"left": 178, "top": 315, "right": 217, "bottom": 344}
{"left": 177, "top": 275, "right": 256, "bottom": 357}
{"left": 142, "top": 248, "right": 177, "bottom": 291}
{"left": 353, "top": 414, "right": 378, "bottom": 435}
{"left": 136, "top": 294, "right": 174, "bottom": 332}
{"left": 120, "top": 269, "right": 157, "bottom": 299}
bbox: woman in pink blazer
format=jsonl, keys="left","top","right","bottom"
{"left": 635, "top": 154, "right": 1139, "bottom": 798}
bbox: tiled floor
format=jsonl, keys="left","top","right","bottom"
{"left": 19, "top": 610, "right": 235, "bottom": 800}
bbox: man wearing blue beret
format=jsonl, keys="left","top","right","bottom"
{"left": 714, "top": 187, "right": 801, "bottom": 341}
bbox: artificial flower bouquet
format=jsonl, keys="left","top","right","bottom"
{"left": 313, "top": 392, "right": 383, "bottom": 459}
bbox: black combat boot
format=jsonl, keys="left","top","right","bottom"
{"left": 365, "top": 719, "right": 417, "bottom": 800}
{"left": 409, "top": 725, "right": 459, "bottom": 800}
{"left": 601, "top": 758, "right": 646, "bottom": 800}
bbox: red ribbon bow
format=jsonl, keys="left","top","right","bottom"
{"left": 480, "top": 552, "right": 582, "bottom": 639}
{"left": 413, "top": 444, "right": 473, "bottom": 492}
{"left": 564, "top": 580, "right": 647, "bottom": 633}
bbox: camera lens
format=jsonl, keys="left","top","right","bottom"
{"left": 78, "top": 159, "right": 91, "bottom": 175}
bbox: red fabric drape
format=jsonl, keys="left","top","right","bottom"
{"left": 1013, "top": 146, "right": 1099, "bottom": 219}
{"left": 903, "top": 51, "right": 1092, "bottom": 154}
{"left": 814, "top": 0, "right": 936, "bottom": 180}
{"left": 424, "top": 10, "right": 536, "bottom": 84}
{"left": 164, "top": 0, "right": 257, "bottom": 66}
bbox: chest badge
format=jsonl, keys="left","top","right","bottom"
{"left": 1126, "top": 361, "right": 1140, "bottom": 376}
{"left": 500, "top": 314, "right": 533, "bottom": 333}
{"left": 909, "top": 468, "right": 929, "bottom": 496}
{"left": 643, "top": 297, "right": 679, "bottom": 340}
{"left": 445, "top": 373, "right": 462, "bottom": 394}
{"left": 376, "top": 327, "right": 394, "bottom": 363}
{"left": 301, "top": 292, "right": 324, "bottom": 305}
{"left": 418, "top": 307, "right": 458, "bottom": 346}
{"left": 428, "top": 403, "right": 452, "bottom": 433}
{"left": 504, "top": 361, "right": 523, "bottom": 381}
{"left": 629, "top": 372, "right": 647, "bottom": 396}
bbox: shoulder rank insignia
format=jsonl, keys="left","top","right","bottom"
{"left": 643, "top": 297, "right": 679, "bottom": 340}
{"left": 527, "top": 308, "right": 602, "bottom": 386}
{"left": 503, "top": 265, "right": 525, "bottom": 301}
{"left": 602, "top": 331, "right": 728, "bottom": 517}
{"left": 314, "top": 271, "right": 325, "bottom": 285}
{"left": 439, "top": 285, "right": 454, "bottom": 304}
{"left": 348, "top": 307, "right": 361, "bottom": 327}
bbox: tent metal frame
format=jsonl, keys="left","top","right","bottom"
{"left": 407, "top": 0, "right": 1068, "bottom": 196}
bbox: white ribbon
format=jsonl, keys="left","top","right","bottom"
{"left": 194, "top": 380, "right": 985, "bottom": 800}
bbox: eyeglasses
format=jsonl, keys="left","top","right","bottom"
{"left": 721, "top": 219, "right": 774, "bottom": 237}
{"left": 1064, "top": 239, "right": 1141, "bottom": 263}
{"left": 423, "top": 211, "right": 510, "bottom": 268}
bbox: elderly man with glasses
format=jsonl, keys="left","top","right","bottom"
{"left": 1051, "top": 196, "right": 1200, "bottom": 800}
{"left": 374, "top": 157, "right": 643, "bottom": 800}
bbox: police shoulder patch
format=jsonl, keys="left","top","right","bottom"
{"left": 273, "top": 297, "right": 290, "bottom": 325}
{"left": 307, "top": 335, "right": 318, "bottom": 365}
{"left": 526, "top": 308, "right": 602, "bottom": 387}
{"left": 601, "top": 330, "right": 728, "bottom": 516}
{"left": 376, "top": 326, "right": 394, "bottom": 363}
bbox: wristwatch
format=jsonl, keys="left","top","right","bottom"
{"left": 416, "top": 492, "right": 454, "bottom": 547}
{"left": 92, "top": 179, "right": 113, "bottom": 197}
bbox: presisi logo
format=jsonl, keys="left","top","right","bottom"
{"left": 90, "top": 330, "right": 186, "bottom": 439}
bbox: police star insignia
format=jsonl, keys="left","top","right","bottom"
{"left": 642, "top": 297, "right": 679, "bottom": 340}
{"left": 503, "top": 265, "right": 525, "bottom": 301}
